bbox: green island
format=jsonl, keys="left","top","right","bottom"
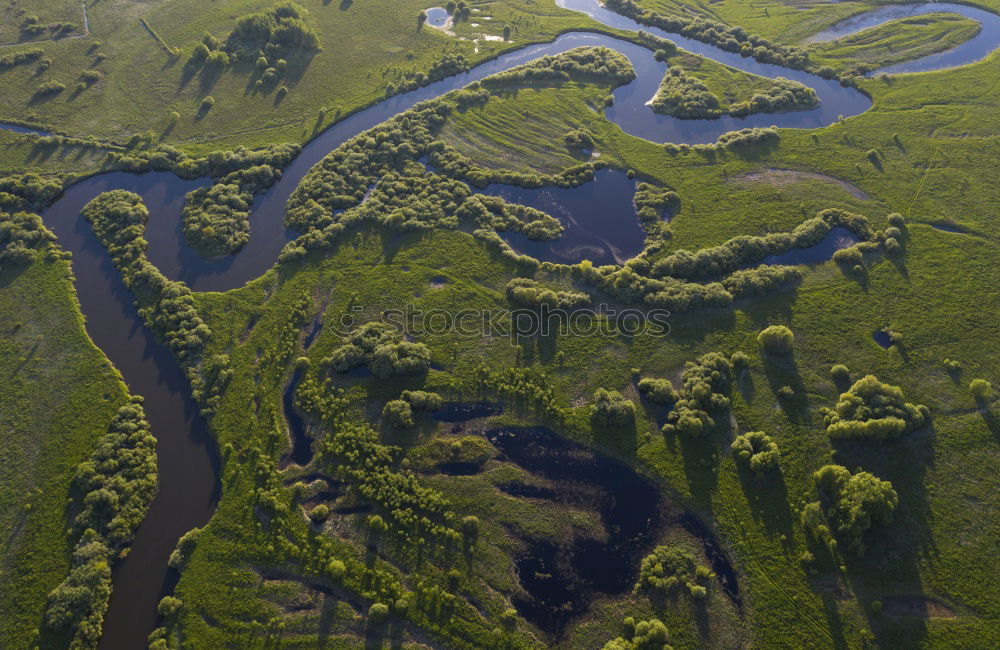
{"left": 0, "top": 1, "right": 998, "bottom": 649}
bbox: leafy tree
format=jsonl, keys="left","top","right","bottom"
{"left": 662, "top": 352, "right": 732, "bottom": 437}
{"left": 809, "top": 464, "right": 898, "bottom": 553}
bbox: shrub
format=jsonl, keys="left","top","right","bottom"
{"left": 383, "top": 399, "right": 415, "bottom": 428}
{"left": 401, "top": 390, "right": 443, "bottom": 411}
{"left": 167, "top": 527, "right": 201, "bottom": 570}
{"left": 592, "top": 388, "right": 635, "bottom": 426}
{"left": 309, "top": 504, "right": 330, "bottom": 523}
{"left": 731, "top": 431, "right": 780, "bottom": 476}
{"left": 369, "top": 602, "right": 390, "bottom": 624}
{"left": 969, "top": 378, "right": 993, "bottom": 400}
{"left": 604, "top": 617, "right": 669, "bottom": 650}
{"left": 830, "top": 364, "right": 850, "bottom": 383}
{"left": 327, "top": 559, "right": 346, "bottom": 580}
{"left": 637, "top": 377, "right": 677, "bottom": 404}
{"left": 757, "top": 325, "right": 794, "bottom": 355}
{"left": 34, "top": 80, "right": 66, "bottom": 96}
{"left": 824, "top": 375, "right": 928, "bottom": 439}
{"left": 157, "top": 596, "right": 183, "bottom": 618}
{"left": 564, "top": 128, "right": 595, "bottom": 150}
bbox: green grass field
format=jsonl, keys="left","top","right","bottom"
{"left": 809, "top": 13, "right": 982, "bottom": 73}
{"left": 634, "top": 0, "right": 1000, "bottom": 43}
{"left": 0, "top": 0, "right": 596, "bottom": 153}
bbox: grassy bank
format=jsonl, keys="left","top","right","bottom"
{"left": 0, "top": 250, "right": 128, "bottom": 647}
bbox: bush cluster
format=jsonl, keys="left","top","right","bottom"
{"left": 0, "top": 173, "right": 62, "bottom": 208}
{"left": 728, "top": 78, "right": 818, "bottom": 116}
{"left": 505, "top": 277, "right": 589, "bottom": 309}
{"left": 823, "top": 375, "right": 929, "bottom": 439}
{"left": 649, "top": 66, "right": 723, "bottom": 119}
{"left": 651, "top": 208, "right": 871, "bottom": 280}
{"left": 319, "top": 422, "right": 462, "bottom": 549}
{"left": 606, "top": 0, "right": 812, "bottom": 71}
{"left": 633, "top": 182, "right": 680, "bottom": 225}
{"left": 108, "top": 142, "right": 300, "bottom": 183}
{"left": 637, "top": 377, "right": 677, "bottom": 404}
{"left": 81, "top": 191, "right": 228, "bottom": 415}
{"left": 34, "top": 80, "right": 66, "bottom": 97}
{"left": 564, "top": 128, "right": 595, "bottom": 150}
{"left": 731, "top": 431, "right": 780, "bottom": 476}
{"left": 592, "top": 388, "right": 635, "bottom": 426}
{"left": 0, "top": 48, "right": 44, "bottom": 69}
{"left": 603, "top": 616, "right": 671, "bottom": 650}
{"left": 474, "top": 364, "right": 564, "bottom": 422}
{"left": 44, "top": 398, "right": 157, "bottom": 647}
{"left": 805, "top": 464, "right": 898, "bottom": 553}
{"left": 386, "top": 53, "right": 470, "bottom": 98}
{"left": 715, "top": 125, "right": 780, "bottom": 149}
{"left": 181, "top": 164, "right": 282, "bottom": 257}
{"left": 662, "top": 352, "right": 732, "bottom": 437}
{"left": 223, "top": 2, "right": 321, "bottom": 61}
{"left": 325, "top": 322, "right": 430, "bottom": 378}
{"left": 635, "top": 544, "right": 711, "bottom": 599}
{"left": 0, "top": 210, "right": 56, "bottom": 272}
{"left": 482, "top": 46, "right": 635, "bottom": 87}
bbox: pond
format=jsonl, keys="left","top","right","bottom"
{"left": 482, "top": 168, "right": 648, "bottom": 265}
{"left": 761, "top": 226, "right": 859, "bottom": 266}
{"left": 484, "top": 426, "right": 739, "bottom": 637}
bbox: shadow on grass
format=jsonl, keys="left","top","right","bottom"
{"left": 736, "top": 465, "right": 794, "bottom": 542}
{"left": 761, "top": 352, "right": 811, "bottom": 424}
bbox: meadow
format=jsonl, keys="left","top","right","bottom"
{"left": 0, "top": 0, "right": 998, "bottom": 648}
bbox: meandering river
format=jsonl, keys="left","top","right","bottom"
{"left": 7, "top": 1, "right": 997, "bottom": 646}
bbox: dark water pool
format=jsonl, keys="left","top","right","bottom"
{"left": 283, "top": 369, "right": 313, "bottom": 466}
{"left": 873, "top": 329, "right": 893, "bottom": 349}
{"left": 761, "top": 226, "right": 859, "bottom": 266}
{"left": 483, "top": 168, "right": 647, "bottom": 265}
{"left": 484, "top": 426, "right": 739, "bottom": 637}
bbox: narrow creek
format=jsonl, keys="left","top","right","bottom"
{"left": 11, "top": 2, "right": 998, "bottom": 646}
